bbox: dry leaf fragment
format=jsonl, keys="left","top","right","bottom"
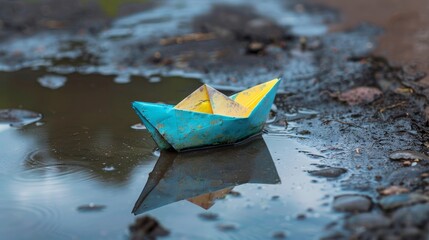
{"left": 338, "top": 86, "right": 382, "bottom": 105}
{"left": 378, "top": 186, "right": 409, "bottom": 196}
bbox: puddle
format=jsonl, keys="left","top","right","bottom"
{"left": 0, "top": 70, "right": 339, "bottom": 239}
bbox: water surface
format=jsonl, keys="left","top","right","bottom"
{"left": 0, "top": 70, "right": 338, "bottom": 239}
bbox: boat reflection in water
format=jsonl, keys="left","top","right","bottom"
{"left": 133, "top": 136, "right": 280, "bottom": 214}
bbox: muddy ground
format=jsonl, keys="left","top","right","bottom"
{"left": 1, "top": 0, "right": 429, "bottom": 239}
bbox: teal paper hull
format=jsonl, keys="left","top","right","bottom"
{"left": 132, "top": 81, "right": 280, "bottom": 151}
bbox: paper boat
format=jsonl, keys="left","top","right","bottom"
{"left": 132, "top": 136, "right": 280, "bottom": 214}
{"left": 132, "top": 78, "right": 281, "bottom": 151}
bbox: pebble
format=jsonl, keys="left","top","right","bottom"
{"left": 332, "top": 194, "right": 372, "bottom": 213}
{"left": 216, "top": 223, "right": 238, "bottom": 232}
{"left": 320, "top": 230, "right": 346, "bottom": 240}
{"left": 271, "top": 195, "right": 280, "bottom": 200}
{"left": 345, "top": 212, "right": 390, "bottom": 230}
{"left": 246, "top": 41, "right": 265, "bottom": 54}
{"left": 403, "top": 160, "right": 412, "bottom": 167}
{"left": 228, "top": 191, "right": 241, "bottom": 197}
{"left": 129, "top": 216, "right": 169, "bottom": 239}
{"left": 272, "top": 231, "right": 287, "bottom": 239}
{"left": 308, "top": 167, "right": 347, "bottom": 178}
{"left": 198, "top": 212, "right": 219, "bottom": 221}
{"left": 379, "top": 193, "right": 429, "bottom": 210}
{"left": 389, "top": 150, "right": 429, "bottom": 161}
{"left": 387, "top": 167, "right": 429, "bottom": 187}
{"left": 77, "top": 203, "right": 106, "bottom": 212}
{"left": 392, "top": 203, "right": 429, "bottom": 227}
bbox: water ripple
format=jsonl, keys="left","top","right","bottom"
{"left": 0, "top": 202, "right": 60, "bottom": 236}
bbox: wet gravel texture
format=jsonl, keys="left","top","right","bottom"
{"left": 1, "top": 0, "right": 429, "bottom": 239}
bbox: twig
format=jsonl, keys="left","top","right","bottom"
{"left": 333, "top": 119, "right": 361, "bottom": 128}
{"left": 379, "top": 101, "right": 407, "bottom": 113}
{"left": 159, "top": 33, "right": 216, "bottom": 46}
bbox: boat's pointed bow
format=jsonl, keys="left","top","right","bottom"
{"left": 131, "top": 101, "right": 174, "bottom": 150}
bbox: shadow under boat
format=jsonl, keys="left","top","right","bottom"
{"left": 132, "top": 136, "right": 281, "bottom": 215}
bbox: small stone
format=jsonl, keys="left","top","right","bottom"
{"left": 320, "top": 230, "right": 346, "bottom": 240}
{"left": 296, "top": 213, "right": 306, "bottom": 220}
{"left": 77, "top": 203, "right": 106, "bottom": 212}
{"left": 246, "top": 41, "right": 265, "bottom": 54}
{"left": 389, "top": 150, "right": 429, "bottom": 161}
{"left": 345, "top": 212, "right": 390, "bottom": 230}
{"left": 392, "top": 203, "right": 429, "bottom": 227}
{"left": 308, "top": 167, "right": 347, "bottom": 178}
{"left": 400, "top": 227, "right": 423, "bottom": 239}
{"left": 272, "top": 231, "right": 287, "bottom": 239}
{"left": 403, "top": 161, "right": 412, "bottom": 167}
{"left": 198, "top": 212, "right": 219, "bottom": 221}
{"left": 355, "top": 148, "right": 361, "bottom": 154}
{"left": 228, "top": 191, "right": 241, "bottom": 197}
{"left": 129, "top": 216, "right": 169, "bottom": 239}
{"left": 298, "top": 130, "right": 311, "bottom": 135}
{"left": 216, "top": 223, "right": 238, "bottom": 232}
{"left": 271, "top": 195, "right": 280, "bottom": 200}
{"left": 333, "top": 194, "right": 372, "bottom": 213}
{"left": 379, "top": 193, "right": 429, "bottom": 210}
{"left": 387, "top": 167, "right": 429, "bottom": 187}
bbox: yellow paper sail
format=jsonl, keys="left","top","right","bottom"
{"left": 174, "top": 79, "right": 279, "bottom": 118}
